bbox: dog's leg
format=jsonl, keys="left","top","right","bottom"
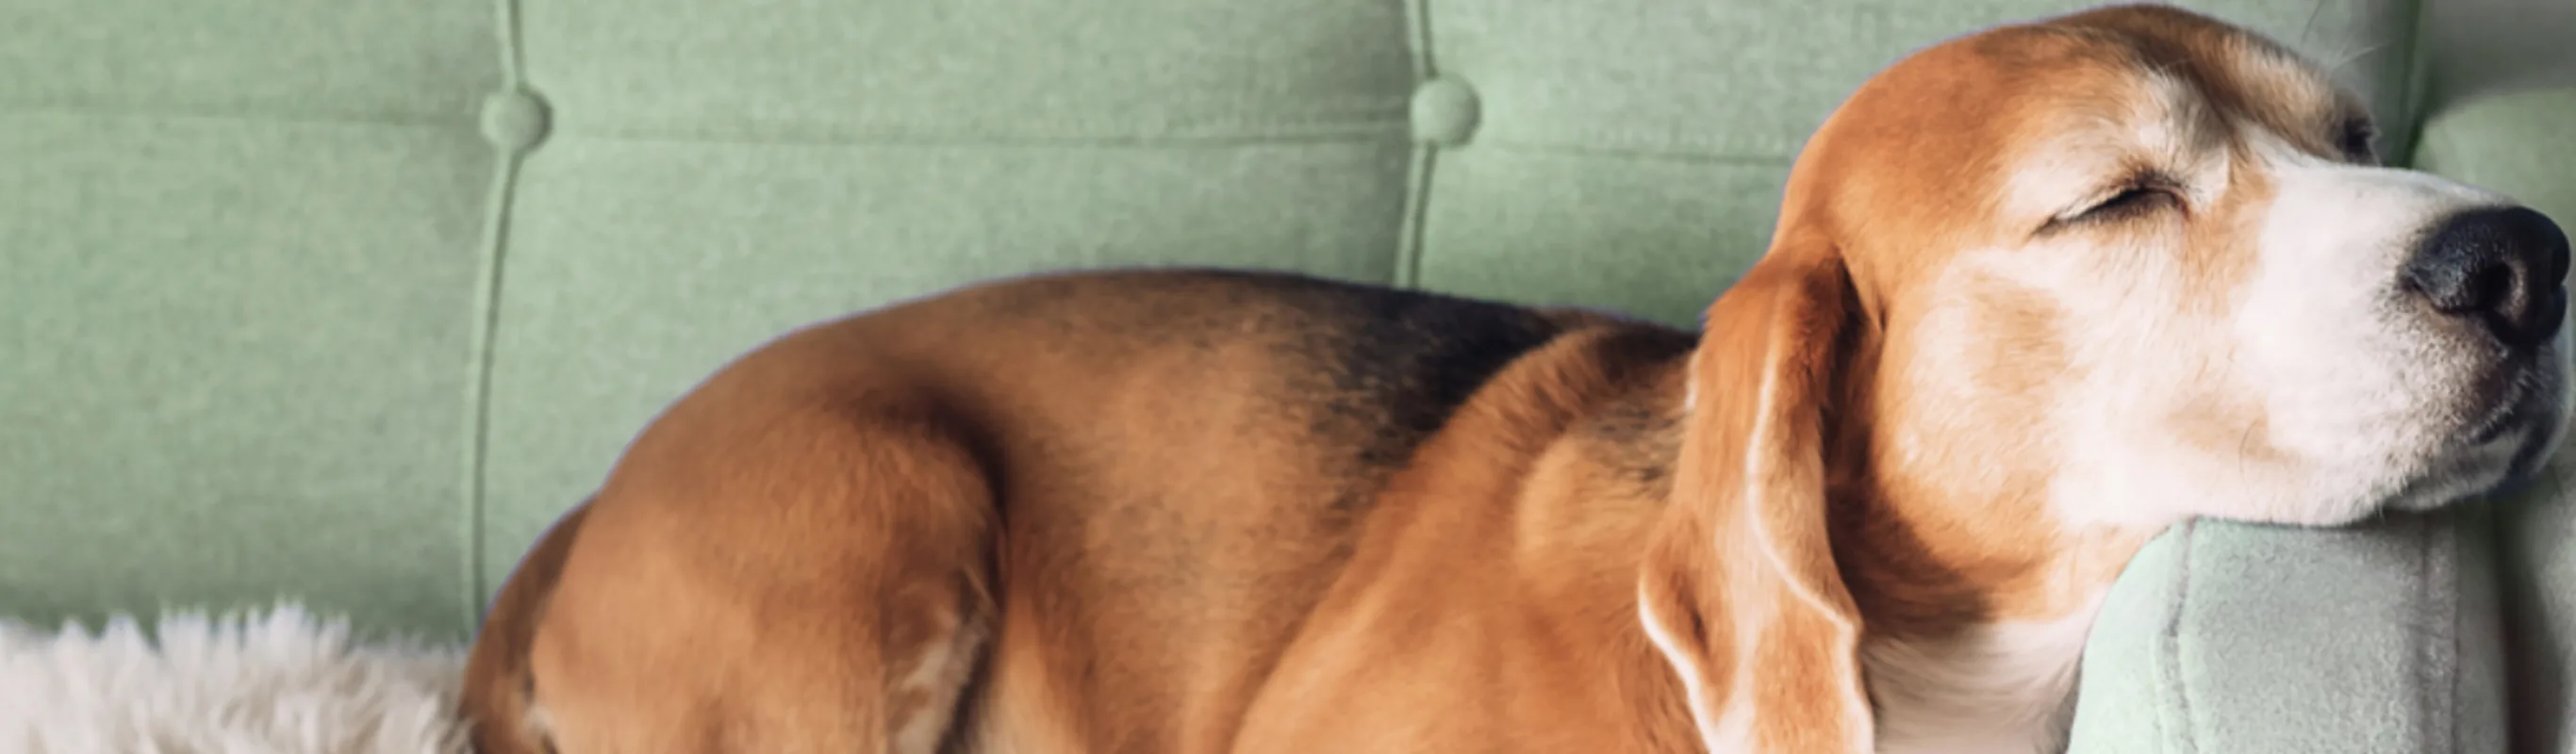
{"left": 514, "top": 410, "right": 998, "bottom": 754}
{"left": 462, "top": 500, "right": 592, "bottom": 754}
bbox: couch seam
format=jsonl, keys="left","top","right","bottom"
{"left": 1395, "top": 149, "right": 1437, "bottom": 289}
{"left": 1391, "top": 0, "right": 1438, "bottom": 289}
{"left": 0, "top": 105, "right": 471, "bottom": 128}
{"left": 535, "top": 122, "right": 1409, "bottom": 147}
{"left": 2161, "top": 519, "right": 2199, "bottom": 753}
{"left": 460, "top": 0, "right": 531, "bottom": 636}
{"left": 1478, "top": 140, "right": 1795, "bottom": 164}
{"left": 2425, "top": 513, "right": 2460, "bottom": 752}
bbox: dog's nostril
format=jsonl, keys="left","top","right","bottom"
{"left": 2401, "top": 248, "right": 2510, "bottom": 314}
{"left": 2470, "top": 264, "right": 2518, "bottom": 311}
{"left": 2406, "top": 205, "right": 2569, "bottom": 346}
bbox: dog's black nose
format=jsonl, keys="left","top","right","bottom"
{"left": 2404, "top": 205, "right": 2571, "bottom": 348}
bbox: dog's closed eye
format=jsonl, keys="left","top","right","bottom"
{"left": 2080, "top": 184, "right": 2180, "bottom": 221}
{"left": 2045, "top": 172, "right": 2185, "bottom": 232}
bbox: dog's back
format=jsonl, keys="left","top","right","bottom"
{"left": 459, "top": 270, "right": 1696, "bottom": 752}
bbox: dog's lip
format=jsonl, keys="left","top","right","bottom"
{"left": 2381, "top": 431, "right": 2536, "bottom": 513}
{"left": 2468, "top": 407, "right": 2520, "bottom": 444}
{"left": 2459, "top": 349, "right": 2558, "bottom": 445}
{"left": 2454, "top": 399, "right": 2562, "bottom": 497}
{"left": 2501, "top": 407, "right": 2566, "bottom": 483}
{"left": 2387, "top": 377, "right": 2565, "bottom": 512}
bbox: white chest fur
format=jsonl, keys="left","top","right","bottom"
{"left": 1861, "top": 600, "right": 2104, "bottom": 754}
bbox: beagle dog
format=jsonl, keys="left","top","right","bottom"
{"left": 461, "top": 4, "right": 2574, "bottom": 753}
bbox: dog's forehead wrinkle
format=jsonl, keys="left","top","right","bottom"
{"left": 2225, "top": 32, "right": 2375, "bottom": 156}
{"left": 1995, "top": 73, "right": 2263, "bottom": 223}
{"left": 2134, "top": 74, "right": 2194, "bottom": 156}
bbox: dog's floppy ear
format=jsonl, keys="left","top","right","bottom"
{"left": 1637, "top": 225, "right": 1874, "bottom": 753}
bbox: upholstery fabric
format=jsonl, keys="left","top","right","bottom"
{"left": 2067, "top": 513, "right": 2509, "bottom": 753}
{"left": 472, "top": 0, "right": 2422, "bottom": 626}
{"left": 3, "top": 0, "right": 2570, "bottom": 750}
{"left": 4, "top": 0, "right": 502, "bottom": 633}
{"left": 2417, "top": 87, "right": 2576, "bottom": 754}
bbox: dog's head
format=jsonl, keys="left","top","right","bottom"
{"left": 1813, "top": 3, "right": 2571, "bottom": 530}
{"left": 1639, "top": 5, "right": 2570, "bottom": 751}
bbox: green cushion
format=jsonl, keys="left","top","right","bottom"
{"left": 2067, "top": 512, "right": 2510, "bottom": 752}
{"left": 2414, "top": 87, "right": 2576, "bottom": 754}
{"left": 2, "top": 0, "right": 500, "bottom": 634}
{"left": 1414, "top": 0, "right": 2420, "bottom": 323}
{"left": 471, "top": 0, "right": 2426, "bottom": 615}
{"left": 2492, "top": 457, "right": 2576, "bottom": 753}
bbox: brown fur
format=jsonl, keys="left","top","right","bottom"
{"left": 461, "top": 5, "right": 2398, "bottom": 752}
{"left": 463, "top": 502, "right": 588, "bottom": 753}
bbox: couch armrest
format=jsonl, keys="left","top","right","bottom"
{"left": 2412, "top": 86, "right": 2576, "bottom": 754}
{"left": 2066, "top": 511, "right": 2508, "bottom": 753}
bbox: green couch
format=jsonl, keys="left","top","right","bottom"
{"left": 7, "top": 0, "right": 2572, "bottom": 749}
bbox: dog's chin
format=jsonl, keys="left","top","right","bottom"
{"left": 2380, "top": 399, "right": 2569, "bottom": 516}
{"left": 2256, "top": 398, "right": 2568, "bottom": 528}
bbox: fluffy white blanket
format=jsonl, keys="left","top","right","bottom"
{"left": 0, "top": 603, "right": 469, "bottom": 754}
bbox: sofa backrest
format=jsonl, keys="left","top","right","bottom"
{"left": 5, "top": 0, "right": 2565, "bottom": 647}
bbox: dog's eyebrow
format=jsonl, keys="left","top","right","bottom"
{"left": 2004, "top": 123, "right": 2186, "bottom": 222}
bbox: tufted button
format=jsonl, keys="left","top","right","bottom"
{"left": 480, "top": 88, "right": 553, "bottom": 153}
{"left": 1410, "top": 76, "right": 1480, "bottom": 147}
